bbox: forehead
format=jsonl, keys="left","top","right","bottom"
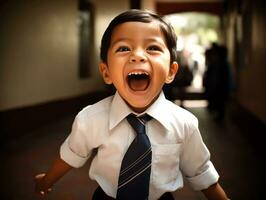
{"left": 110, "top": 21, "right": 167, "bottom": 44}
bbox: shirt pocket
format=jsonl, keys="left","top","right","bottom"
{"left": 152, "top": 144, "right": 182, "bottom": 184}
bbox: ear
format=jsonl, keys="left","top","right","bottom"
{"left": 165, "top": 61, "right": 179, "bottom": 84}
{"left": 99, "top": 62, "right": 113, "bottom": 84}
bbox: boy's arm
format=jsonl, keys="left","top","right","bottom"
{"left": 35, "top": 156, "right": 73, "bottom": 195}
{"left": 201, "top": 182, "right": 230, "bottom": 200}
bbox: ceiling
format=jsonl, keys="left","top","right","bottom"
{"left": 156, "top": 0, "right": 225, "bottom": 15}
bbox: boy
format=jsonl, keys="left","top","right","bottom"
{"left": 35, "top": 9, "right": 229, "bottom": 200}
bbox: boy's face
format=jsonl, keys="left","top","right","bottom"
{"left": 100, "top": 21, "right": 178, "bottom": 113}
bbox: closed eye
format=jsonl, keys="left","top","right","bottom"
{"left": 116, "top": 46, "right": 131, "bottom": 52}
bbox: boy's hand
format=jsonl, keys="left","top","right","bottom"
{"left": 34, "top": 173, "right": 52, "bottom": 196}
{"left": 34, "top": 157, "right": 73, "bottom": 196}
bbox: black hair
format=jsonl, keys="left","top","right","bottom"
{"left": 100, "top": 9, "right": 177, "bottom": 63}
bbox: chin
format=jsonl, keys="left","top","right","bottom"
{"left": 127, "top": 100, "right": 152, "bottom": 113}
{"left": 121, "top": 90, "right": 158, "bottom": 112}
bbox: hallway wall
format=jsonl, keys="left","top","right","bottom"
{"left": 0, "top": 0, "right": 129, "bottom": 111}
{"left": 225, "top": 0, "right": 266, "bottom": 123}
{"left": 91, "top": 0, "right": 129, "bottom": 64}
{"left": 240, "top": 0, "right": 266, "bottom": 123}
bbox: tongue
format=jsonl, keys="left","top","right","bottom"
{"left": 129, "top": 78, "right": 149, "bottom": 91}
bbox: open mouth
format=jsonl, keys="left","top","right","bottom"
{"left": 127, "top": 71, "right": 150, "bottom": 91}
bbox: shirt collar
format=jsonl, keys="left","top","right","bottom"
{"left": 109, "top": 92, "right": 132, "bottom": 130}
{"left": 145, "top": 92, "right": 172, "bottom": 131}
{"left": 109, "top": 91, "right": 172, "bottom": 131}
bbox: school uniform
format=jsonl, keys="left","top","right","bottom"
{"left": 60, "top": 92, "right": 219, "bottom": 200}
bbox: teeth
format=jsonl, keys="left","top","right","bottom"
{"left": 128, "top": 71, "right": 149, "bottom": 76}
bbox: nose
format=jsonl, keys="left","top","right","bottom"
{"left": 129, "top": 50, "right": 146, "bottom": 63}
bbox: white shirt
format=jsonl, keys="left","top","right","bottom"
{"left": 60, "top": 91, "right": 219, "bottom": 200}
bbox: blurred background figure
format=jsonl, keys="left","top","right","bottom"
{"left": 203, "top": 43, "right": 233, "bottom": 121}
{"left": 163, "top": 50, "right": 194, "bottom": 107}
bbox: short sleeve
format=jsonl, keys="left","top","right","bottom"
{"left": 60, "top": 113, "right": 93, "bottom": 168}
{"left": 180, "top": 126, "right": 219, "bottom": 190}
{"left": 186, "top": 161, "right": 219, "bottom": 190}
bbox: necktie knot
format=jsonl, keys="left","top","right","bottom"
{"left": 126, "top": 114, "right": 152, "bottom": 135}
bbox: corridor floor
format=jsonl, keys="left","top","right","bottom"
{"left": 1, "top": 101, "right": 264, "bottom": 200}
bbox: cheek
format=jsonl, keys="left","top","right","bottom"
{"left": 152, "top": 55, "right": 171, "bottom": 67}
{"left": 108, "top": 58, "right": 126, "bottom": 72}
{"left": 155, "top": 60, "right": 171, "bottom": 75}
{"left": 108, "top": 66, "right": 124, "bottom": 86}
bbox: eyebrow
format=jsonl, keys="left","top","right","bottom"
{"left": 145, "top": 38, "right": 166, "bottom": 46}
{"left": 110, "top": 38, "right": 131, "bottom": 48}
{"left": 111, "top": 37, "right": 166, "bottom": 48}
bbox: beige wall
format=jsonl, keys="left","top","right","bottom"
{"left": 91, "top": 0, "right": 129, "bottom": 64}
{"left": 0, "top": 0, "right": 129, "bottom": 111}
{"left": 142, "top": 0, "right": 156, "bottom": 11}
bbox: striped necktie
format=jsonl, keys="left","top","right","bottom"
{"left": 116, "top": 114, "right": 152, "bottom": 200}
